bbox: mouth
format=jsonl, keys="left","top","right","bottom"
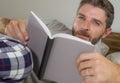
{"left": 72, "top": 28, "right": 90, "bottom": 41}
{"left": 75, "top": 34, "right": 90, "bottom": 41}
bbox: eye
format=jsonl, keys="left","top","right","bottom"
{"left": 78, "top": 15, "right": 85, "bottom": 21}
{"left": 93, "top": 20, "right": 101, "bottom": 26}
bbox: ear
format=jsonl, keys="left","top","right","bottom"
{"left": 102, "top": 28, "right": 112, "bottom": 38}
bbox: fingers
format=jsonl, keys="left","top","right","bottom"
{"left": 77, "top": 58, "right": 95, "bottom": 78}
{"left": 77, "top": 60, "right": 93, "bottom": 72}
{"left": 76, "top": 52, "right": 100, "bottom": 82}
{"left": 76, "top": 52, "right": 108, "bottom": 83}
{"left": 5, "top": 19, "right": 29, "bottom": 45}
{"left": 6, "top": 20, "right": 18, "bottom": 39}
{"left": 81, "top": 68, "right": 94, "bottom": 77}
{"left": 80, "top": 68, "right": 96, "bottom": 83}
{"left": 17, "top": 19, "right": 29, "bottom": 41}
{"left": 76, "top": 52, "right": 102, "bottom": 65}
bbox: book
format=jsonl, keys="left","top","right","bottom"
{"left": 28, "top": 11, "right": 94, "bottom": 83}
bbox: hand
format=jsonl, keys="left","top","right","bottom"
{"left": 76, "top": 52, "right": 120, "bottom": 83}
{"left": 5, "top": 19, "right": 29, "bottom": 45}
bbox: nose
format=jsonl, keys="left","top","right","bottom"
{"left": 82, "top": 21, "right": 90, "bottom": 31}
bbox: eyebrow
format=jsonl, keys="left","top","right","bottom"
{"left": 77, "top": 13, "right": 85, "bottom": 17}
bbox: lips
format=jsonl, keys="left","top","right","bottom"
{"left": 75, "top": 34, "right": 90, "bottom": 41}
{"left": 73, "top": 28, "right": 90, "bottom": 41}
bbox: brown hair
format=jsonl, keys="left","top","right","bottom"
{"left": 0, "top": 18, "right": 11, "bottom": 34}
{"left": 77, "top": 0, "right": 114, "bottom": 28}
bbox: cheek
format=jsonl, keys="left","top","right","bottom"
{"left": 90, "top": 28, "right": 105, "bottom": 38}
{"left": 73, "top": 20, "right": 82, "bottom": 31}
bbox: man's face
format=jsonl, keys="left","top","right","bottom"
{"left": 73, "top": 4, "right": 111, "bottom": 44}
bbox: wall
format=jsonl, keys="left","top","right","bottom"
{"left": 109, "top": 0, "right": 120, "bottom": 32}
{"left": 0, "top": 0, "right": 119, "bottom": 32}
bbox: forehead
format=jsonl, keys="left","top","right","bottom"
{"left": 78, "top": 4, "right": 107, "bottom": 22}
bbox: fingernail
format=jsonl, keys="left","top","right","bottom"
{"left": 24, "top": 41, "right": 28, "bottom": 46}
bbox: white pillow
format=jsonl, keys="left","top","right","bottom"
{"left": 106, "top": 52, "right": 120, "bottom": 64}
{"left": 100, "top": 42, "right": 109, "bottom": 55}
{"left": 45, "top": 19, "right": 71, "bottom": 35}
{"left": 95, "top": 40, "right": 109, "bottom": 56}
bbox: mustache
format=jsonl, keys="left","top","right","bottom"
{"left": 73, "top": 29, "right": 90, "bottom": 38}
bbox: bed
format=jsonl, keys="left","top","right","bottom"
{"left": 102, "top": 32, "right": 120, "bottom": 55}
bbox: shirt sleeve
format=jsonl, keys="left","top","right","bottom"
{"left": 0, "top": 34, "right": 33, "bottom": 81}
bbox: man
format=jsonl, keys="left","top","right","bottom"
{"left": 73, "top": 0, "right": 120, "bottom": 83}
{"left": 2, "top": 0, "right": 120, "bottom": 83}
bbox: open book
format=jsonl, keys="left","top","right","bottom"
{"left": 28, "top": 11, "right": 94, "bottom": 83}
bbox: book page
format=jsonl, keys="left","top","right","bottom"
{"left": 27, "top": 11, "right": 49, "bottom": 74}
{"left": 52, "top": 33, "right": 93, "bottom": 46}
{"left": 30, "top": 11, "right": 52, "bottom": 38}
{"left": 43, "top": 37, "right": 94, "bottom": 83}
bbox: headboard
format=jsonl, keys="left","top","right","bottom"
{"left": 102, "top": 32, "right": 120, "bottom": 55}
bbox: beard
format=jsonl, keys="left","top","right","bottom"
{"left": 90, "top": 35, "right": 103, "bottom": 44}
{"left": 72, "top": 27, "right": 103, "bottom": 45}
